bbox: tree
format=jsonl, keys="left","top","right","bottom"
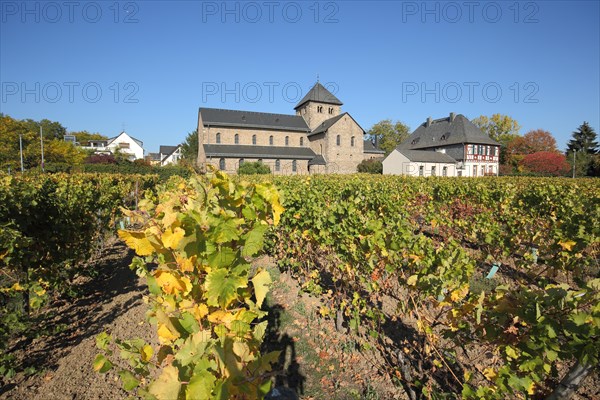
{"left": 180, "top": 130, "right": 198, "bottom": 163}
{"left": 357, "top": 159, "right": 383, "bottom": 174}
{"left": 367, "top": 119, "right": 410, "bottom": 156}
{"left": 23, "top": 118, "right": 67, "bottom": 140}
{"left": 520, "top": 152, "right": 570, "bottom": 176}
{"left": 238, "top": 161, "right": 271, "bottom": 175}
{"left": 472, "top": 114, "right": 521, "bottom": 166}
{"left": 566, "top": 122, "right": 598, "bottom": 154}
{"left": 505, "top": 129, "right": 558, "bottom": 169}
{"left": 71, "top": 130, "right": 108, "bottom": 145}
{"left": 472, "top": 114, "right": 521, "bottom": 142}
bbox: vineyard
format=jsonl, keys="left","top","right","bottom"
{"left": 1, "top": 172, "right": 599, "bottom": 399}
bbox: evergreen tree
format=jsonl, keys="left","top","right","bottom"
{"left": 566, "top": 122, "right": 598, "bottom": 154}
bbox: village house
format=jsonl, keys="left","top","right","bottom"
{"left": 197, "top": 82, "right": 384, "bottom": 174}
{"left": 79, "top": 131, "right": 145, "bottom": 161}
{"left": 383, "top": 113, "right": 500, "bottom": 177}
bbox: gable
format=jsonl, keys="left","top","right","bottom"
{"left": 308, "top": 113, "right": 365, "bottom": 137}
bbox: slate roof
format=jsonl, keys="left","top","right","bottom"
{"left": 308, "top": 154, "right": 327, "bottom": 166}
{"left": 399, "top": 114, "right": 499, "bottom": 150}
{"left": 199, "top": 108, "right": 310, "bottom": 132}
{"left": 159, "top": 145, "right": 179, "bottom": 156}
{"left": 396, "top": 149, "right": 457, "bottom": 163}
{"left": 294, "top": 82, "right": 343, "bottom": 110}
{"left": 204, "top": 144, "right": 316, "bottom": 160}
{"left": 107, "top": 132, "right": 143, "bottom": 147}
{"left": 309, "top": 113, "right": 347, "bottom": 136}
{"left": 364, "top": 140, "right": 385, "bottom": 154}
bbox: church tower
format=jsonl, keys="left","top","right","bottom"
{"left": 295, "top": 82, "right": 343, "bottom": 131}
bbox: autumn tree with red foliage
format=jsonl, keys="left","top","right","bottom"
{"left": 520, "top": 151, "right": 570, "bottom": 176}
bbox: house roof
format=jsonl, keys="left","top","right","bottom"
{"left": 294, "top": 82, "right": 343, "bottom": 110}
{"left": 308, "top": 154, "right": 327, "bottom": 166}
{"left": 199, "top": 108, "right": 310, "bottom": 132}
{"left": 204, "top": 144, "right": 316, "bottom": 160}
{"left": 107, "top": 132, "right": 143, "bottom": 147}
{"left": 399, "top": 114, "right": 499, "bottom": 150}
{"left": 364, "top": 140, "right": 385, "bottom": 154}
{"left": 395, "top": 149, "right": 457, "bottom": 163}
{"left": 159, "top": 145, "right": 179, "bottom": 156}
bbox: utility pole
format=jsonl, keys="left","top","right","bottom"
{"left": 19, "top": 134, "right": 24, "bottom": 173}
{"left": 40, "top": 126, "right": 45, "bottom": 172}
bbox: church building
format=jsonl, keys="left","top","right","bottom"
{"left": 197, "top": 82, "right": 384, "bottom": 174}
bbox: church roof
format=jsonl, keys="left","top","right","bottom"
{"left": 203, "top": 144, "right": 316, "bottom": 160}
{"left": 308, "top": 154, "right": 327, "bottom": 166}
{"left": 399, "top": 114, "right": 499, "bottom": 150}
{"left": 364, "top": 140, "right": 385, "bottom": 154}
{"left": 396, "top": 149, "right": 457, "bottom": 163}
{"left": 199, "top": 108, "right": 310, "bottom": 132}
{"left": 309, "top": 113, "right": 347, "bottom": 136}
{"left": 294, "top": 82, "right": 343, "bottom": 110}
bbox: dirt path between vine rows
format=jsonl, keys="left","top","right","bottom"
{"left": 1, "top": 237, "right": 405, "bottom": 400}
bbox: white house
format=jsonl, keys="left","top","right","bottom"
{"left": 384, "top": 113, "right": 500, "bottom": 177}
{"left": 383, "top": 149, "right": 457, "bottom": 176}
{"left": 159, "top": 145, "right": 182, "bottom": 166}
{"left": 105, "top": 132, "right": 144, "bottom": 160}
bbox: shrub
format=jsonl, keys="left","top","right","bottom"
{"left": 357, "top": 159, "right": 383, "bottom": 174}
{"left": 520, "top": 151, "right": 571, "bottom": 176}
{"left": 238, "top": 161, "right": 271, "bottom": 175}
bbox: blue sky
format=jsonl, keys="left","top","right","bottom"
{"left": 1, "top": 0, "right": 599, "bottom": 153}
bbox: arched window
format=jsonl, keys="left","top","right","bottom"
{"left": 275, "top": 159, "right": 280, "bottom": 172}
{"left": 216, "top": 132, "right": 221, "bottom": 144}
{"left": 252, "top": 134, "right": 256, "bottom": 145}
{"left": 328, "top": 107, "right": 333, "bottom": 114}
{"left": 300, "top": 137, "right": 304, "bottom": 146}
{"left": 292, "top": 160, "right": 297, "bottom": 172}
{"left": 351, "top": 136, "right": 355, "bottom": 147}
{"left": 219, "top": 158, "right": 225, "bottom": 170}
{"left": 317, "top": 106, "right": 323, "bottom": 113}
{"left": 336, "top": 135, "right": 341, "bottom": 146}
{"left": 234, "top": 134, "right": 239, "bottom": 144}
{"left": 269, "top": 135, "right": 274, "bottom": 145}
{"left": 285, "top": 136, "right": 289, "bottom": 146}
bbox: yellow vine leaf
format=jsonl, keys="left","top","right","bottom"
{"left": 450, "top": 285, "right": 470, "bottom": 302}
{"left": 193, "top": 303, "right": 209, "bottom": 320}
{"left": 176, "top": 255, "right": 195, "bottom": 273}
{"left": 154, "top": 271, "right": 192, "bottom": 295}
{"left": 483, "top": 367, "right": 497, "bottom": 381}
{"left": 407, "top": 275, "right": 418, "bottom": 286}
{"left": 148, "top": 365, "right": 181, "bottom": 400}
{"left": 558, "top": 240, "right": 576, "bottom": 251}
{"left": 157, "top": 324, "right": 179, "bottom": 343}
{"left": 252, "top": 269, "right": 272, "bottom": 309}
{"left": 118, "top": 230, "right": 155, "bottom": 256}
{"left": 527, "top": 381, "right": 536, "bottom": 395}
{"left": 162, "top": 227, "right": 185, "bottom": 250}
{"left": 141, "top": 344, "right": 153, "bottom": 362}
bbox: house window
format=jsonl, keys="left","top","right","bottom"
{"left": 219, "top": 158, "right": 225, "bottom": 170}
{"left": 285, "top": 136, "right": 289, "bottom": 146}
{"left": 489, "top": 165, "right": 494, "bottom": 174}
{"left": 473, "top": 165, "right": 477, "bottom": 176}
{"left": 479, "top": 145, "right": 484, "bottom": 155}
{"left": 442, "top": 166, "right": 448, "bottom": 176}
{"left": 419, "top": 166, "right": 424, "bottom": 176}
{"left": 252, "top": 134, "right": 256, "bottom": 145}
{"left": 292, "top": 160, "right": 297, "bottom": 172}
{"left": 269, "top": 135, "right": 274, "bottom": 145}
{"left": 467, "top": 145, "right": 473, "bottom": 155}
{"left": 234, "top": 134, "right": 239, "bottom": 144}
{"left": 119, "top": 142, "right": 130, "bottom": 149}
{"left": 216, "top": 132, "right": 221, "bottom": 144}
{"left": 481, "top": 166, "right": 486, "bottom": 176}
{"left": 275, "top": 159, "right": 280, "bottom": 172}
{"left": 431, "top": 166, "right": 436, "bottom": 176}
{"left": 300, "top": 137, "right": 304, "bottom": 146}
{"left": 336, "top": 135, "right": 341, "bottom": 146}
{"left": 351, "top": 136, "right": 355, "bottom": 147}
{"left": 486, "top": 146, "right": 490, "bottom": 156}
{"left": 458, "top": 170, "right": 462, "bottom": 177}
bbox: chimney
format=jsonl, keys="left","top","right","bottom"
{"left": 450, "top": 112, "right": 456, "bottom": 122}
{"left": 426, "top": 117, "right": 432, "bottom": 127}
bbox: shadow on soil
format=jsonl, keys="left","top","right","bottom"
{"left": 261, "top": 304, "right": 306, "bottom": 398}
{"left": 0, "top": 240, "right": 143, "bottom": 395}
